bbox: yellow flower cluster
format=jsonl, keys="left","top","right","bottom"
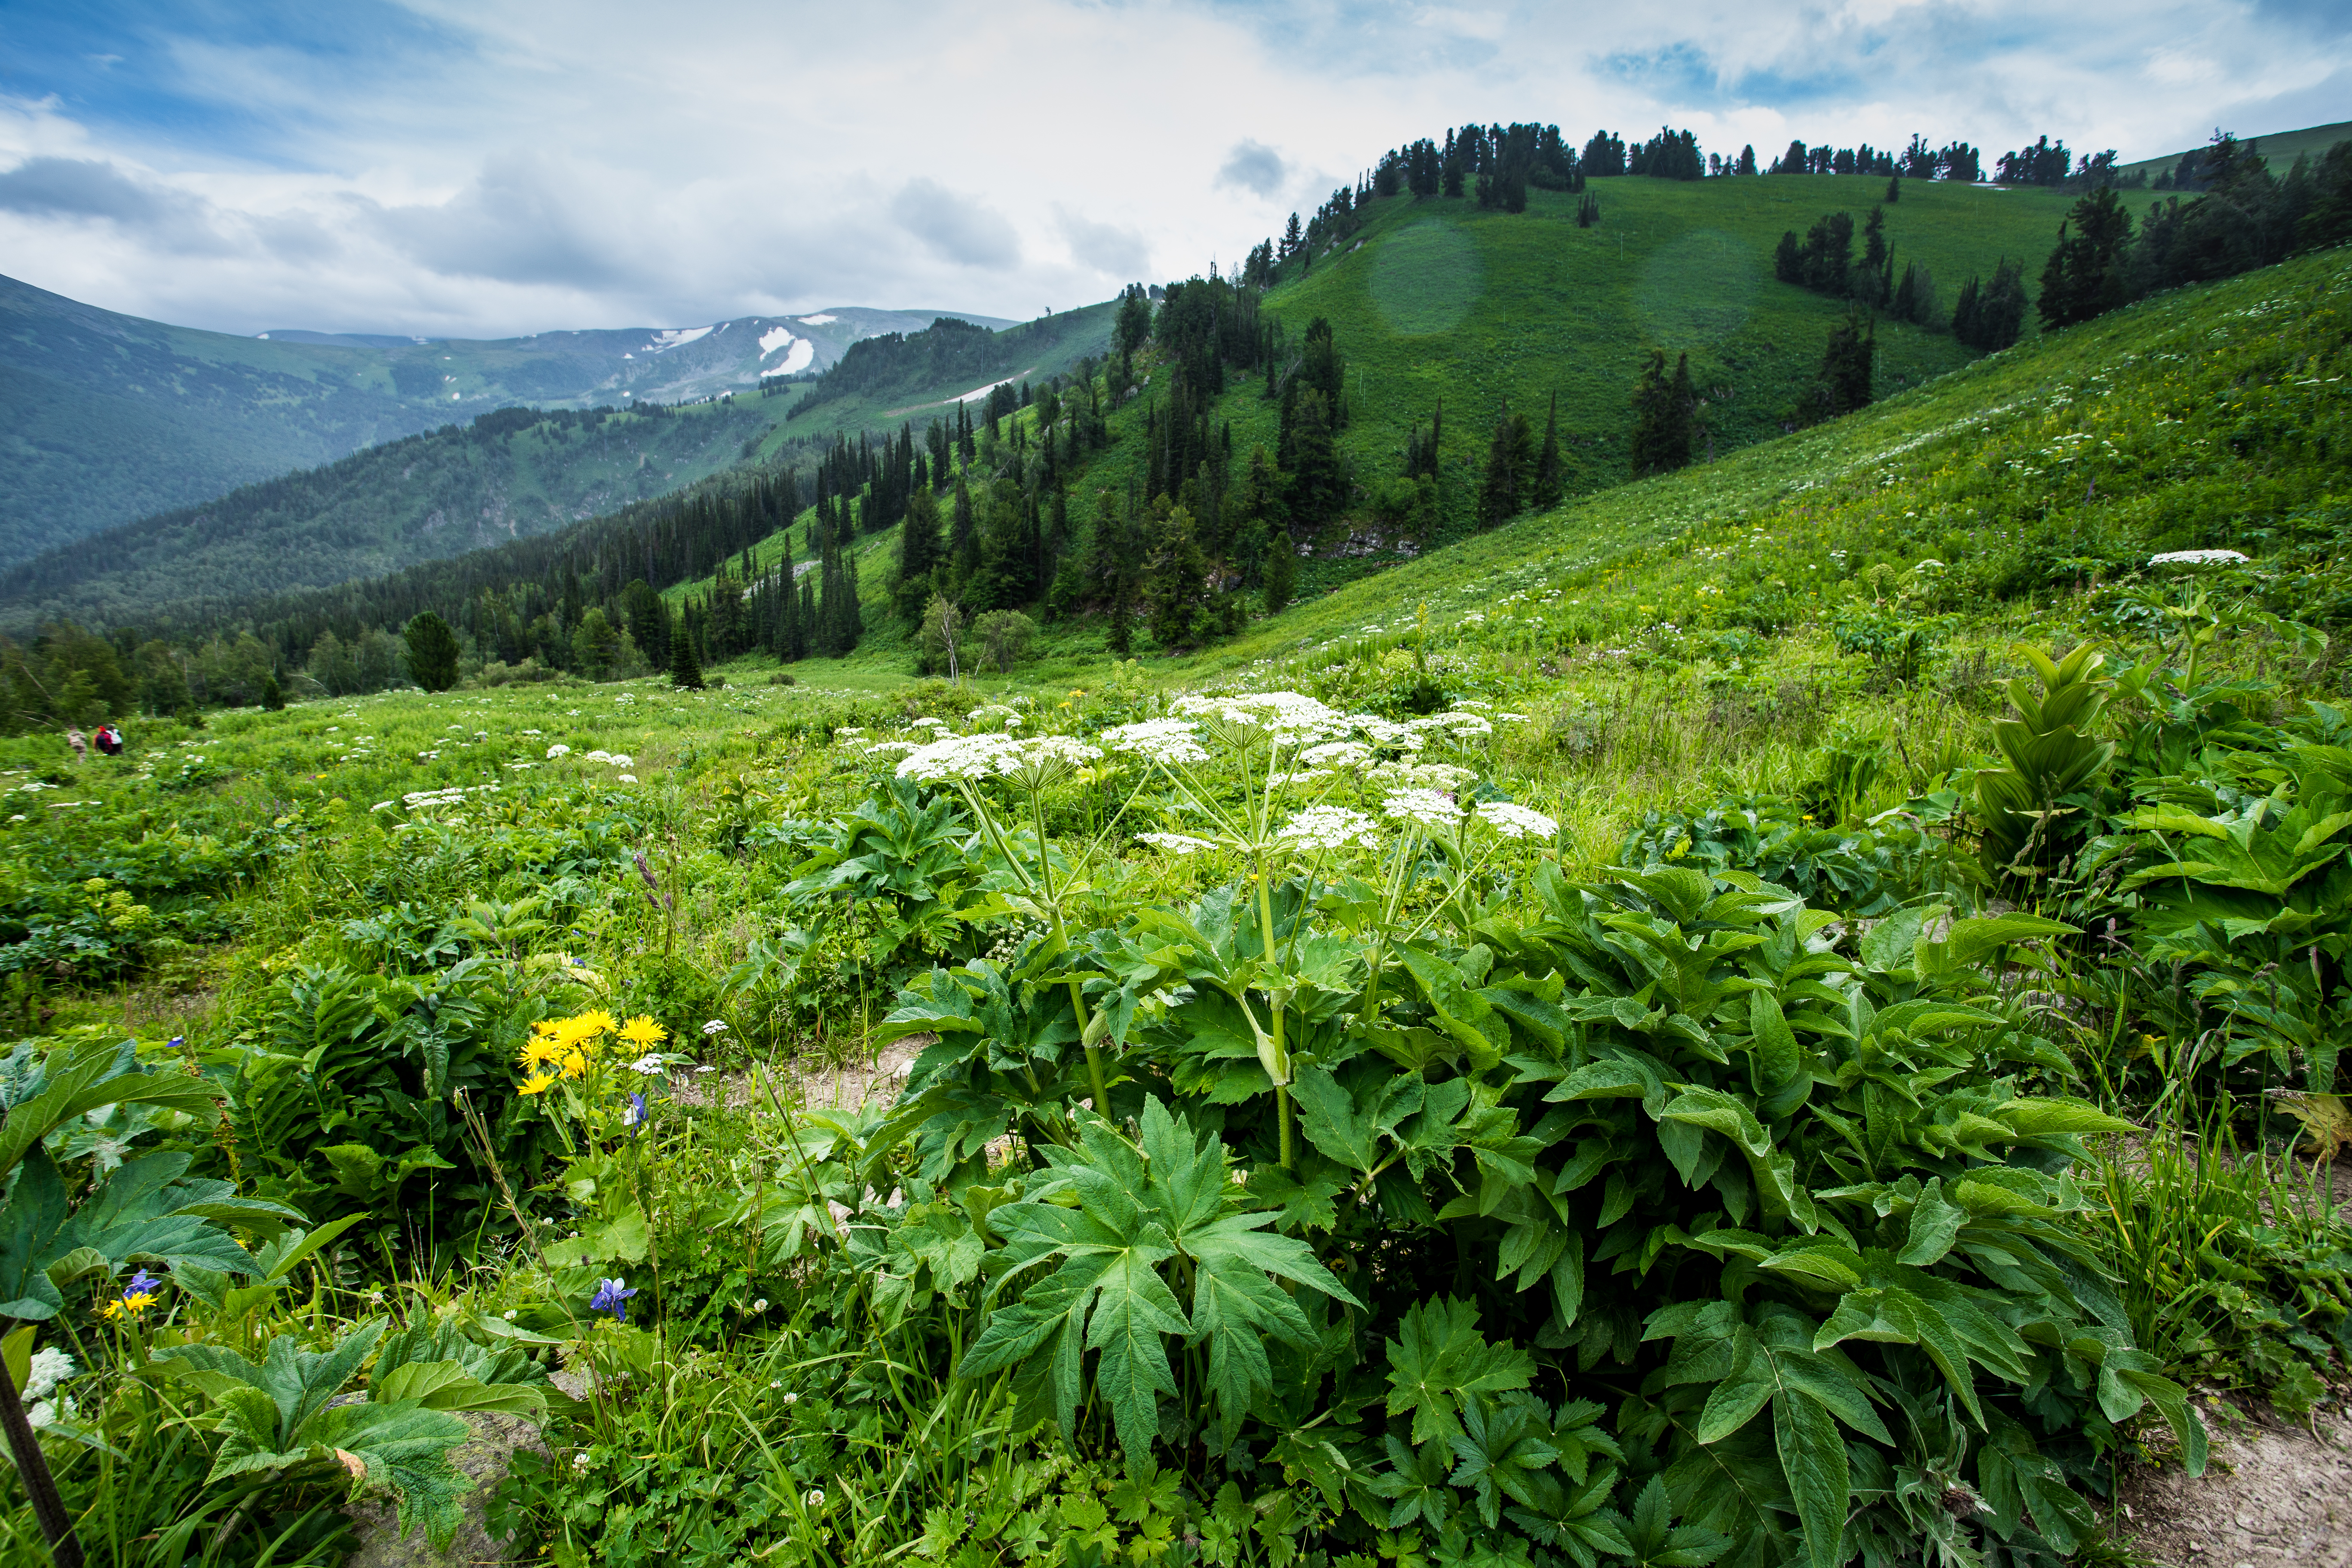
{"left": 516, "top": 1009, "right": 664, "bottom": 1095}
{"left": 100, "top": 1289, "right": 156, "bottom": 1322}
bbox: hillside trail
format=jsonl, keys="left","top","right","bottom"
{"left": 2116, "top": 1392, "right": 2352, "bottom": 1567}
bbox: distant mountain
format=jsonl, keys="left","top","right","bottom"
{"left": 0, "top": 302, "right": 1117, "bottom": 634}
{"left": 0, "top": 273, "right": 1009, "bottom": 567}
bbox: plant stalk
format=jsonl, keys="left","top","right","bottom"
{"left": 0, "top": 1330, "right": 84, "bottom": 1568}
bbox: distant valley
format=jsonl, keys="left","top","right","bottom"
{"left": 0, "top": 274, "right": 1008, "bottom": 564}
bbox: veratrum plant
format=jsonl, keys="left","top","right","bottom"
{"left": 1972, "top": 643, "right": 2117, "bottom": 878}
{"left": 2110, "top": 734, "right": 2352, "bottom": 1093}
{"left": 854, "top": 855, "right": 2203, "bottom": 1568}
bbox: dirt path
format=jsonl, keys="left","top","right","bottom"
{"left": 2116, "top": 1394, "right": 2352, "bottom": 1566}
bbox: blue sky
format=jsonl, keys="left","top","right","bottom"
{"left": 0, "top": 0, "right": 2343, "bottom": 337}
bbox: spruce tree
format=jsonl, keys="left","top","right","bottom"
{"left": 1629, "top": 350, "right": 1669, "bottom": 476}
{"left": 1262, "top": 524, "right": 1295, "bottom": 616}
{"left": 1106, "top": 570, "right": 1134, "bottom": 655}
{"left": 402, "top": 611, "right": 461, "bottom": 692}
{"left": 260, "top": 672, "right": 285, "bottom": 710}
{"left": 1886, "top": 175, "right": 1901, "bottom": 203}
{"left": 1478, "top": 407, "right": 1531, "bottom": 527}
{"left": 2038, "top": 187, "right": 2136, "bottom": 329}
{"left": 1532, "top": 392, "right": 1566, "bottom": 507}
{"left": 668, "top": 626, "right": 705, "bottom": 689}
{"left": 1665, "top": 354, "right": 1696, "bottom": 469}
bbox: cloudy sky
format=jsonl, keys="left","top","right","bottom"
{"left": 1, "top": 0, "right": 2343, "bottom": 340}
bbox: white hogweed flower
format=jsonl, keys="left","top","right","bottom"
{"left": 2149, "top": 548, "right": 2248, "bottom": 565}
{"left": 1137, "top": 832, "right": 1219, "bottom": 855}
{"left": 896, "top": 733, "right": 1023, "bottom": 782}
{"left": 1383, "top": 789, "right": 1465, "bottom": 829}
{"left": 1102, "top": 717, "right": 1210, "bottom": 766}
{"left": 1277, "top": 805, "right": 1380, "bottom": 851}
{"left": 546, "top": 744, "right": 571, "bottom": 758}
{"left": 1473, "top": 801, "right": 1559, "bottom": 840}
{"left": 1299, "top": 741, "right": 1372, "bottom": 770}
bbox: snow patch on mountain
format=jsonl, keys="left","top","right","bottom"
{"left": 757, "top": 325, "right": 815, "bottom": 374}
{"left": 648, "top": 326, "right": 714, "bottom": 351}
{"left": 796, "top": 313, "right": 839, "bottom": 326}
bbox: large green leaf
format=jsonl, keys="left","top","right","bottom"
{"left": 1382, "top": 1296, "right": 1534, "bottom": 1447}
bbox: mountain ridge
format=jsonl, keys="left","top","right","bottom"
{"left": 0, "top": 271, "right": 1013, "bottom": 564}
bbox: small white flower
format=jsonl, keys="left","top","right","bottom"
{"left": 1473, "top": 801, "right": 1559, "bottom": 840}
{"left": 1138, "top": 831, "right": 1219, "bottom": 855}
{"left": 628, "top": 1054, "right": 666, "bottom": 1075}
{"left": 617, "top": 774, "right": 637, "bottom": 783}
{"left": 22, "top": 1348, "right": 74, "bottom": 1403}
{"left": 2150, "top": 548, "right": 2248, "bottom": 565}
{"left": 546, "top": 744, "right": 571, "bottom": 758}
{"left": 805, "top": 1489, "right": 826, "bottom": 1508}
{"left": 368, "top": 1289, "right": 386, "bottom": 1305}
{"left": 702, "top": 1019, "right": 729, "bottom": 1036}
{"left": 1278, "top": 805, "right": 1380, "bottom": 851}
{"left": 502, "top": 1309, "right": 518, "bottom": 1321}
{"left": 782, "top": 1389, "right": 799, "bottom": 1403}
{"left": 751, "top": 1298, "right": 769, "bottom": 1312}
{"left": 608, "top": 753, "right": 632, "bottom": 766}
{"left": 1299, "top": 741, "right": 1371, "bottom": 770}
{"left": 1383, "top": 789, "right": 1465, "bottom": 829}
{"left": 573, "top": 1452, "right": 592, "bottom": 1472}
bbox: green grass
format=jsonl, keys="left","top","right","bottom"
{"left": 6, "top": 242, "right": 2350, "bottom": 1568}
{"left": 2116, "top": 118, "right": 2352, "bottom": 181}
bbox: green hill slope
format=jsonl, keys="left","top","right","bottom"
{"left": 656, "top": 172, "right": 2114, "bottom": 659}
{"left": 1179, "top": 244, "right": 2349, "bottom": 699}
{"left": 2118, "top": 119, "right": 2352, "bottom": 183}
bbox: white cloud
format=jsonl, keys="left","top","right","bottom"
{"left": 0, "top": 0, "right": 2337, "bottom": 337}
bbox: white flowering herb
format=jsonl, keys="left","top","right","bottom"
{"left": 1277, "top": 806, "right": 1380, "bottom": 851}
{"left": 546, "top": 744, "right": 571, "bottom": 759}
{"left": 2149, "top": 548, "right": 2249, "bottom": 565}
{"left": 1102, "top": 717, "right": 1210, "bottom": 766}
{"left": 1137, "top": 831, "right": 1219, "bottom": 855}
{"left": 1382, "top": 789, "right": 1466, "bottom": 829}
{"left": 1473, "top": 801, "right": 1559, "bottom": 840}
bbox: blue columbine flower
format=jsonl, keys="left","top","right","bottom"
{"left": 124, "top": 1269, "right": 160, "bottom": 1295}
{"left": 589, "top": 1277, "right": 637, "bottom": 1323}
{"left": 623, "top": 1092, "right": 648, "bottom": 1134}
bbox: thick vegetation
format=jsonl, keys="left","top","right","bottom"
{"left": 0, "top": 236, "right": 2347, "bottom": 1568}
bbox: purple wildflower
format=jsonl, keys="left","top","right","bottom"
{"left": 589, "top": 1277, "right": 637, "bottom": 1323}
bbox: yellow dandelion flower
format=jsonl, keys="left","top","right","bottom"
{"left": 560, "top": 1050, "right": 588, "bottom": 1080}
{"left": 520, "top": 1038, "right": 561, "bottom": 1070}
{"left": 572, "top": 1009, "right": 618, "bottom": 1040}
{"left": 518, "top": 1070, "right": 558, "bottom": 1096}
{"left": 617, "top": 1016, "right": 666, "bottom": 1046}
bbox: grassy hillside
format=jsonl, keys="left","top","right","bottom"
{"left": 0, "top": 272, "right": 1010, "bottom": 565}
{"left": 3, "top": 247, "right": 2344, "bottom": 1568}
{"left": 662, "top": 172, "right": 2134, "bottom": 665}
{"left": 2117, "top": 118, "right": 2352, "bottom": 182}
{"left": 0, "top": 305, "right": 1115, "bottom": 633}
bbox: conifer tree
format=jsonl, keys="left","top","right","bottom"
{"left": 1143, "top": 499, "right": 1208, "bottom": 648}
{"left": 1532, "top": 392, "right": 1566, "bottom": 507}
{"left": 1629, "top": 351, "right": 1696, "bottom": 476}
{"left": 403, "top": 611, "right": 460, "bottom": 692}
{"left": 2038, "top": 187, "right": 2136, "bottom": 328}
{"left": 1262, "top": 524, "right": 1295, "bottom": 616}
{"left": 1478, "top": 407, "right": 1532, "bottom": 527}
{"left": 668, "top": 625, "right": 705, "bottom": 689}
